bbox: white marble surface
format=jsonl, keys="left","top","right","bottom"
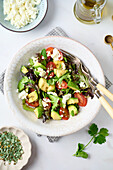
{"left": 0, "top": 0, "right": 113, "bottom": 170}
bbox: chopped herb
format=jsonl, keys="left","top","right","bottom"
{"left": 41, "top": 49, "right": 47, "bottom": 59}
{"left": 41, "top": 59, "right": 46, "bottom": 66}
{"left": 73, "top": 123, "right": 109, "bottom": 159}
{"left": 63, "top": 56, "right": 67, "bottom": 62}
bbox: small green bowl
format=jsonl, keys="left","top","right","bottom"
{"left": 0, "top": 0, "right": 48, "bottom": 33}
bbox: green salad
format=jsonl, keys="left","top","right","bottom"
{"left": 17, "top": 47, "right": 94, "bottom": 123}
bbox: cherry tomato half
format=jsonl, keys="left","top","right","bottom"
{"left": 46, "top": 47, "right": 54, "bottom": 54}
{"left": 59, "top": 107, "right": 70, "bottom": 120}
{"left": 25, "top": 100, "right": 39, "bottom": 108}
{"left": 46, "top": 47, "right": 54, "bottom": 60}
{"left": 56, "top": 80, "right": 68, "bottom": 89}
{"left": 74, "top": 92, "right": 87, "bottom": 107}
{"left": 46, "top": 62, "right": 56, "bottom": 78}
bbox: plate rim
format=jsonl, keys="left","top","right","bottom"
{"left": 4, "top": 36, "right": 105, "bottom": 136}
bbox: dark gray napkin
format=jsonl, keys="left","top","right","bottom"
{"left": 0, "top": 27, "right": 112, "bottom": 142}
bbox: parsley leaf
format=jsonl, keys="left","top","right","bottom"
{"left": 93, "top": 135, "right": 106, "bottom": 144}
{"left": 73, "top": 123, "right": 109, "bottom": 159}
{"left": 98, "top": 128, "right": 109, "bottom": 137}
{"left": 73, "top": 143, "right": 88, "bottom": 159}
{"left": 88, "top": 123, "right": 98, "bottom": 136}
{"left": 41, "top": 49, "right": 47, "bottom": 59}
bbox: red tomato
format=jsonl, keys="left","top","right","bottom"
{"left": 25, "top": 100, "right": 39, "bottom": 108}
{"left": 46, "top": 62, "right": 56, "bottom": 78}
{"left": 46, "top": 47, "right": 54, "bottom": 60}
{"left": 46, "top": 47, "right": 54, "bottom": 54}
{"left": 29, "top": 88, "right": 35, "bottom": 93}
{"left": 56, "top": 81, "right": 68, "bottom": 89}
{"left": 46, "top": 47, "right": 63, "bottom": 61}
{"left": 74, "top": 92, "right": 87, "bottom": 107}
{"left": 59, "top": 107, "right": 70, "bottom": 120}
{"left": 43, "top": 97, "right": 51, "bottom": 110}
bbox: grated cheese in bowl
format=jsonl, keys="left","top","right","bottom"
{"left": 3, "top": 0, "right": 41, "bottom": 28}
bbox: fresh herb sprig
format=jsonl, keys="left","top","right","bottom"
{"left": 73, "top": 123, "right": 109, "bottom": 159}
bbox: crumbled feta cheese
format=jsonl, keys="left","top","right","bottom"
{"left": 79, "top": 82, "right": 86, "bottom": 88}
{"left": 51, "top": 48, "right": 61, "bottom": 61}
{"left": 41, "top": 56, "right": 45, "bottom": 59}
{"left": 42, "top": 101, "right": 49, "bottom": 107}
{"left": 16, "top": 89, "right": 19, "bottom": 93}
{"left": 47, "top": 92, "right": 57, "bottom": 96}
{"left": 69, "top": 69, "right": 71, "bottom": 72}
{"left": 62, "top": 94, "right": 71, "bottom": 104}
{"left": 18, "top": 90, "right": 28, "bottom": 100}
{"left": 43, "top": 98, "right": 51, "bottom": 103}
{"left": 62, "top": 62, "right": 66, "bottom": 70}
{"left": 74, "top": 90, "right": 80, "bottom": 93}
{"left": 47, "top": 51, "right": 51, "bottom": 57}
{"left": 3, "top": 0, "right": 41, "bottom": 28}
{"left": 37, "top": 67, "right": 46, "bottom": 77}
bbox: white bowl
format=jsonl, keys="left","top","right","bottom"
{"left": 0, "top": 127, "right": 31, "bottom": 170}
{"left": 4, "top": 36, "right": 105, "bottom": 136}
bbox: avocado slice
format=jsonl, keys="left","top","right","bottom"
{"left": 53, "top": 61, "right": 65, "bottom": 69}
{"left": 22, "top": 99, "right": 34, "bottom": 112}
{"left": 28, "top": 91, "right": 38, "bottom": 103}
{"left": 68, "top": 105, "right": 78, "bottom": 116}
{"left": 51, "top": 111, "right": 61, "bottom": 120}
{"left": 39, "top": 78, "right": 49, "bottom": 92}
{"left": 34, "top": 62, "right": 46, "bottom": 70}
{"left": 67, "top": 98, "right": 79, "bottom": 105}
{"left": 21, "top": 66, "right": 28, "bottom": 74}
{"left": 34, "top": 106, "right": 44, "bottom": 118}
{"left": 54, "top": 69, "right": 67, "bottom": 78}
{"left": 47, "top": 85, "right": 55, "bottom": 92}
{"left": 68, "top": 81, "right": 80, "bottom": 91}
{"left": 18, "top": 76, "right": 29, "bottom": 92}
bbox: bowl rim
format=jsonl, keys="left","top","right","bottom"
{"left": 0, "top": 0, "right": 48, "bottom": 33}
{"left": 4, "top": 36, "right": 105, "bottom": 136}
{"left": 0, "top": 126, "right": 32, "bottom": 169}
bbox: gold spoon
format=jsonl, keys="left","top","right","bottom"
{"left": 104, "top": 35, "right": 113, "bottom": 50}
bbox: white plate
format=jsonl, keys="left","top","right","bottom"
{"left": 4, "top": 36, "right": 105, "bottom": 136}
{"left": 0, "top": 127, "right": 31, "bottom": 170}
